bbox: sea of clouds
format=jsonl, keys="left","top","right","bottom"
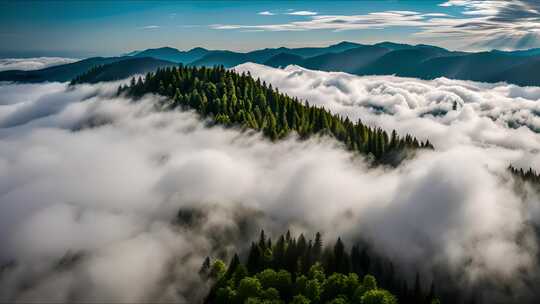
{"left": 235, "top": 63, "right": 540, "bottom": 170}
{"left": 0, "top": 57, "right": 78, "bottom": 72}
{"left": 0, "top": 67, "right": 539, "bottom": 303}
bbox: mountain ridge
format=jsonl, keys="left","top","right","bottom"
{"left": 3, "top": 41, "right": 540, "bottom": 86}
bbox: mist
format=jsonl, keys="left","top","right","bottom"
{"left": 0, "top": 57, "right": 78, "bottom": 72}
{"left": 235, "top": 63, "right": 540, "bottom": 171}
{"left": 0, "top": 72, "right": 539, "bottom": 303}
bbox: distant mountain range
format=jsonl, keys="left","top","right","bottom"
{"left": 2, "top": 41, "right": 540, "bottom": 86}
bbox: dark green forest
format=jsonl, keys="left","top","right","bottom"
{"left": 200, "top": 231, "right": 440, "bottom": 304}
{"left": 117, "top": 65, "right": 433, "bottom": 162}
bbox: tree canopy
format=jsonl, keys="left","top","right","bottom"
{"left": 119, "top": 65, "right": 433, "bottom": 163}
{"left": 201, "top": 231, "right": 441, "bottom": 304}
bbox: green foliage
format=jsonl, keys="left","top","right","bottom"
{"left": 210, "top": 259, "right": 227, "bottom": 280}
{"left": 215, "top": 286, "right": 236, "bottom": 304}
{"left": 363, "top": 275, "right": 378, "bottom": 291}
{"left": 262, "top": 287, "right": 280, "bottom": 301}
{"left": 122, "top": 65, "right": 433, "bottom": 164}
{"left": 291, "top": 294, "right": 311, "bottom": 304}
{"left": 204, "top": 231, "right": 444, "bottom": 304}
{"left": 237, "top": 277, "right": 263, "bottom": 302}
{"left": 308, "top": 263, "right": 326, "bottom": 283}
{"left": 305, "top": 279, "right": 321, "bottom": 302}
{"left": 327, "top": 296, "right": 350, "bottom": 304}
{"left": 70, "top": 65, "right": 104, "bottom": 85}
{"left": 257, "top": 269, "right": 280, "bottom": 290}
{"left": 361, "top": 289, "right": 397, "bottom": 304}
{"left": 203, "top": 231, "right": 420, "bottom": 304}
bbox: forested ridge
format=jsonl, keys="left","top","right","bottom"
{"left": 118, "top": 65, "right": 433, "bottom": 162}
{"left": 200, "top": 231, "right": 441, "bottom": 304}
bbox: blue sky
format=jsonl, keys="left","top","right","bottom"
{"left": 1, "top": 0, "right": 539, "bottom": 58}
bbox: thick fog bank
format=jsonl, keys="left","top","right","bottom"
{"left": 0, "top": 78, "right": 539, "bottom": 303}
{"left": 235, "top": 63, "right": 540, "bottom": 172}
{"left": 0, "top": 57, "right": 78, "bottom": 72}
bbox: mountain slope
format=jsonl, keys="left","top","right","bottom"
{"left": 120, "top": 65, "right": 432, "bottom": 163}
{"left": 70, "top": 57, "right": 177, "bottom": 84}
{"left": 133, "top": 46, "right": 209, "bottom": 63}
{"left": 300, "top": 45, "right": 391, "bottom": 73}
{"left": 264, "top": 53, "right": 304, "bottom": 68}
{"left": 190, "top": 51, "right": 251, "bottom": 67}
{"left": 417, "top": 52, "right": 530, "bottom": 81}
{"left": 190, "top": 41, "right": 364, "bottom": 67}
{"left": 4, "top": 41, "right": 540, "bottom": 86}
{"left": 358, "top": 46, "right": 460, "bottom": 77}
{"left": 489, "top": 57, "right": 540, "bottom": 86}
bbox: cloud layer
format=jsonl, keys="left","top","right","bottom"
{"left": 0, "top": 73, "right": 539, "bottom": 303}
{"left": 422, "top": 0, "right": 540, "bottom": 50}
{"left": 0, "top": 57, "right": 78, "bottom": 72}
{"left": 235, "top": 63, "right": 540, "bottom": 171}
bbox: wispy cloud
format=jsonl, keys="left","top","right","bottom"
{"left": 140, "top": 25, "right": 161, "bottom": 30}
{"left": 258, "top": 11, "right": 275, "bottom": 16}
{"left": 287, "top": 10, "right": 318, "bottom": 16}
{"left": 214, "top": 0, "right": 540, "bottom": 50}
{"left": 211, "top": 11, "right": 430, "bottom": 32}
{"left": 0, "top": 57, "right": 78, "bottom": 72}
{"left": 419, "top": 0, "right": 540, "bottom": 50}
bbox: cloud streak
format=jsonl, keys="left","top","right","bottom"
{"left": 287, "top": 10, "right": 318, "bottom": 16}
{"left": 140, "top": 25, "right": 161, "bottom": 30}
{"left": 421, "top": 0, "right": 540, "bottom": 50}
{"left": 258, "top": 11, "right": 275, "bottom": 16}
{"left": 214, "top": 0, "right": 540, "bottom": 50}
{"left": 211, "top": 11, "right": 432, "bottom": 32}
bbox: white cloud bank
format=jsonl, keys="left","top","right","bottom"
{"left": 235, "top": 63, "right": 540, "bottom": 171}
{"left": 0, "top": 72, "right": 539, "bottom": 303}
{"left": 287, "top": 10, "right": 318, "bottom": 16}
{"left": 0, "top": 57, "right": 78, "bottom": 72}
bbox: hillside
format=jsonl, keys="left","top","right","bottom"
{"left": 70, "top": 57, "right": 176, "bottom": 84}
{"left": 190, "top": 41, "right": 364, "bottom": 67}
{"left": 201, "top": 231, "right": 440, "bottom": 304}
{"left": 4, "top": 41, "right": 540, "bottom": 86}
{"left": 120, "top": 65, "right": 432, "bottom": 163}
{"left": 300, "top": 45, "right": 391, "bottom": 73}
{"left": 264, "top": 52, "right": 304, "bottom": 68}
{"left": 358, "top": 46, "right": 460, "bottom": 77}
{"left": 416, "top": 52, "right": 530, "bottom": 82}
{"left": 490, "top": 58, "right": 540, "bottom": 86}
{"left": 133, "top": 46, "right": 209, "bottom": 63}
